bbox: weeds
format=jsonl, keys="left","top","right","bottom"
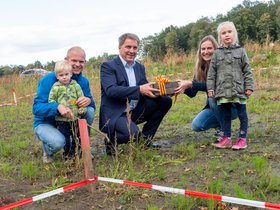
{"left": 252, "top": 156, "right": 269, "bottom": 174}
{"left": 0, "top": 163, "right": 14, "bottom": 176}
{"left": 21, "top": 162, "right": 39, "bottom": 180}
{"left": 170, "top": 194, "right": 196, "bottom": 210}
{"left": 233, "top": 183, "right": 254, "bottom": 200}
{"left": 173, "top": 142, "right": 198, "bottom": 160}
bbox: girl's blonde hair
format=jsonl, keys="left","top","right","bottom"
{"left": 194, "top": 35, "right": 218, "bottom": 82}
{"left": 217, "top": 21, "right": 239, "bottom": 46}
{"left": 54, "top": 60, "right": 72, "bottom": 74}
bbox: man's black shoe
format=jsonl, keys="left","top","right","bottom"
{"left": 104, "top": 138, "right": 115, "bottom": 156}
{"left": 105, "top": 145, "right": 113, "bottom": 156}
{"left": 145, "top": 140, "right": 161, "bottom": 149}
{"left": 150, "top": 142, "right": 161, "bottom": 149}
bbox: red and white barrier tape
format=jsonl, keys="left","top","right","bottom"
{"left": 0, "top": 102, "right": 17, "bottom": 107}
{"left": 0, "top": 88, "right": 36, "bottom": 107}
{"left": 95, "top": 176, "right": 280, "bottom": 209}
{"left": 0, "top": 89, "right": 17, "bottom": 107}
{"left": 0, "top": 179, "right": 94, "bottom": 210}
{"left": 1, "top": 177, "right": 279, "bottom": 210}
{"left": 16, "top": 93, "right": 36, "bottom": 100}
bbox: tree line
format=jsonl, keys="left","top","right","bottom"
{"left": 140, "top": 0, "right": 280, "bottom": 61}
{"left": 1, "top": 0, "right": 279, "bottom": 77}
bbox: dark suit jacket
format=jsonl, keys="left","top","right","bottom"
{"left": 99, "top": 56, "right": 148, "bottom": 138}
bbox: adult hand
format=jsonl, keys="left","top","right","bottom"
{"left": 245, "top": 89, "right": 253, "bottom": 97}
{"left": 139, "top": 82, "right": 159, "bottom": 98}
{"left": 76, "top": 96, "right": 91, "bottom": 108}
{"left": 57, "top": 104, "right": 74, "bottom": 120}
{"left": 174, "top": 80, "right": 192, "bottom": 94}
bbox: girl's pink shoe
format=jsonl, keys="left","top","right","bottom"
{"left": 212, "top": 137, "right": 232, "bottom": 148}
{"left": 232, "top": 138, "right": 247, "bottom": 150}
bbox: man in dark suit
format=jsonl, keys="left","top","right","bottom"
{"left": 99, "top": 33, "right": 172, "bottom": 155}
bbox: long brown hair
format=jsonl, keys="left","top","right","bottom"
{"left": 193, "top": 35, "right": 218, "bottom": 82}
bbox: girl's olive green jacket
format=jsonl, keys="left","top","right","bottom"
{"left": 207, "top": 44, "right": 254, "bottom": 99}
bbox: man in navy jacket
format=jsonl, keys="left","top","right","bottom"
{"left": 99, "top": 33, "right": 172, "bottom": 154}
{"left": 33, "top": 46, "right": 96, "bottom": 163}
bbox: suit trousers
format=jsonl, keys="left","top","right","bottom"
{"left": 113, "top": 96, "right": 172, "bottom": 144}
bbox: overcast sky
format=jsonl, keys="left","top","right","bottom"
{"left": 1, "top": 0, "right": 256, "bottom": 66}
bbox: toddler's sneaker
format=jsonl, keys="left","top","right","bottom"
{"left": 232, "top": 138, "right": 247, "bottom": 150}
{"left": 43, "top": 151, "right": 54, "bottom": 163}
{"left": 212, "top": 136, "right": 232, "bottom": 148}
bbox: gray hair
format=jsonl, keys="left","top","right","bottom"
{"left": 118, "top": 33, "right": 140, "bottom": 48}
{"left": 217, "top": 21, "right": 239, "bottom": 46}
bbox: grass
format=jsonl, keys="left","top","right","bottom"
{"left": 21, "top": 162, "right": 39, "bottom": 180}
{"left": 0, "top": 45, "right": 280, "bottom": 209}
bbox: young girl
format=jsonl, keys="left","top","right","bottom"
{"left": 175, "top": 35, "right": 237, "bottom": 136}
{"left": 207, "top": 21, "right": 254, "bottom": 150}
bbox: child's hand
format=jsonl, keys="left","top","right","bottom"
{"left": 78, "top": 108, "right": 84, "bottom": 115}
{"left": 208, "top": 90, "right": 215, "bottom": 98}
{"left": 58, "top": 105, "right": 74, "bottom": 120}
{"left": 245, "top": 89, "right": 253, "bottom": 97}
